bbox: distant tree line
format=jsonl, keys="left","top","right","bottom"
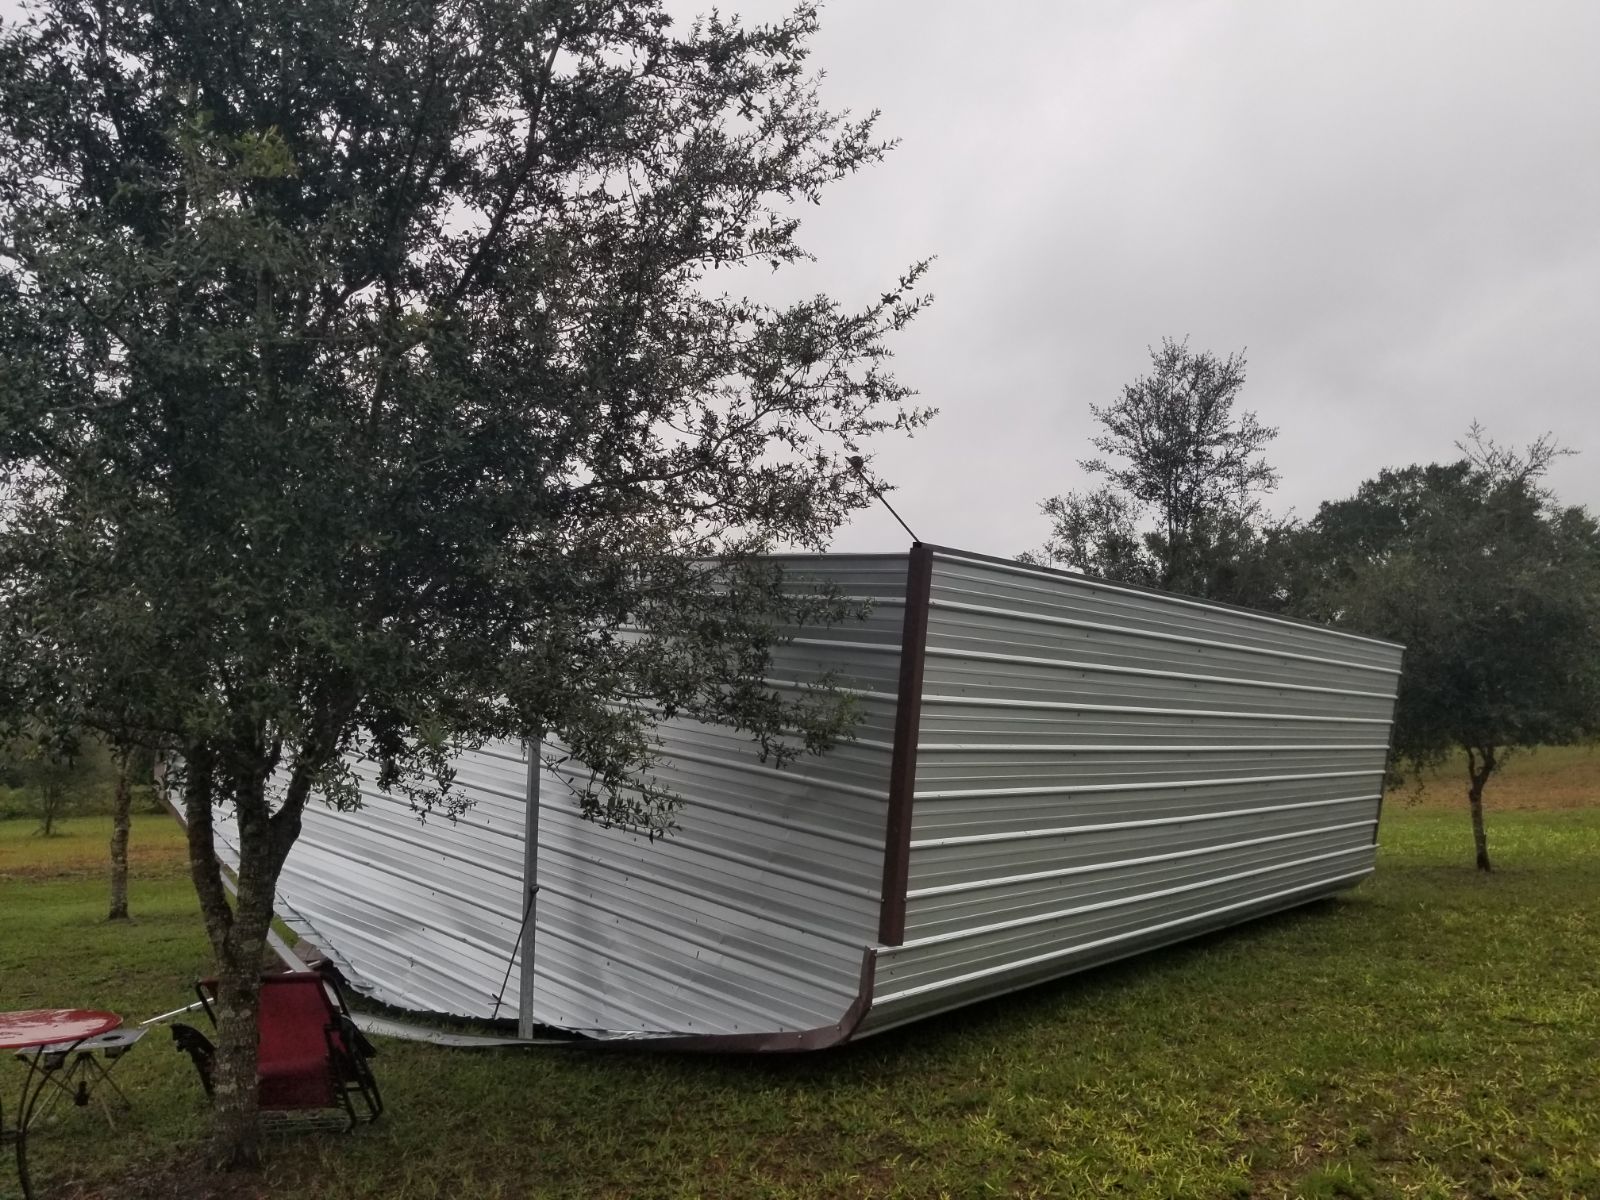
{"left": 0, "top": 731, "right": 159, "bottom": 917}
{"left": 1027, "top": 340, "right": 1600, "bottom": 871}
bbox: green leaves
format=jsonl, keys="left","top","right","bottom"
{"left": 0, "top": 0, "right": 929, "bottom": 830}
{"left": 1302, "top": 432, "right": 1600, "bottom": 806}
{"left": 1028, "top": 338, "right": 1282, "bottom": 605}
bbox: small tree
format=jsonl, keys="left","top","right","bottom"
{"left": 1, "top": 0, "right": 929, "bottom": 1167}
{"left": 5, "top": 727, "right": 81, "bottom": 836}
{"left": 108, "top": 749, "right": 135, "bottom": 920}
{"left": 1027, "top": 338, "right": 1283, "bottom": 603}
{"left": 1303, "top": 428, "right": 1600, "bottom": 870}
{"left": 1, "top": 714, "right": 151, "bottom": 915}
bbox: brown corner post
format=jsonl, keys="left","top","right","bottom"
{"left": 879, "top": 542, "right": 933, "bottom": 946}
{"left": 1374, "top": 647, "right": 1405, "bottom": 846}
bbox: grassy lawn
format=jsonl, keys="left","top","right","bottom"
{"left": 2, "top": 751, "right": 1597, "bottom": 1199}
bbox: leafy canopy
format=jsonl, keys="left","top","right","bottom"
{"left": 0, "top": 0, "right": 932, "bottom": 838}
{"left": 1305, "top": 430, "right": 1600, "bottom": 775}
{"left": 1, "top": 1, "right": 937, "bottom": 1161}
{"left": 1027, "top": 337, "right": 1282, "bottom": 603}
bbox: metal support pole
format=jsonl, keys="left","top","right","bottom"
{"left": 517, "top": 733, "right": 543, "bottom": 1039}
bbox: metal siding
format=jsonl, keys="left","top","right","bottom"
{"left": 528, "top": 554, "right": 910, "bottom": 1035}
{"left": 860, "top": 549, "right": 1402, "bottom": 1035}
{"left": 205, "top": 546, "right": 1404, "bottom": 1046}
{"left": 208, "top": 741, "right": 531, "bottom": 1018}
{"left": 216, "top": 554, "right": 908, "bottom": 1037}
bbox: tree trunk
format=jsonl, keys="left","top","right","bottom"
{"left": 38, "top": 783, "right": 61, "bottom": 836}
{"left": 183, "top": 749, "right": 268, "bottom": 1169}
{"left": 108, "top": 755, "right": 131, "bottom": 920}
{"left": 210, "top": 949, "right": 266, "bottom": 1169}
{"left": 1465, "top": 744, "right": 1497, "bottom": 872}
{"left": 182, "top": 739, "right": 323, "bottom": 1170}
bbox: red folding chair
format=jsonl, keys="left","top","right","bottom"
{"left": 172, "top": 969, "right": 383, "bottom": 1130}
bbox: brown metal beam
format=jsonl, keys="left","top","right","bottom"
{"left": 878, "top": 543, "right": 933, "bottom": 946}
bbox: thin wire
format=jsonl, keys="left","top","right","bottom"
{"left": 490, "top": 886, "right": 537, "bottom": 1021}
{"left": 847, "top": 456, "right": 920, "bottom": 543}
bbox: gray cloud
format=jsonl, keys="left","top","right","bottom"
{"left": 718, "top": 0, "right": 1600, "bottom": 553}
{"left": 6, "top": 0, "right": 1592, "bottom": 557}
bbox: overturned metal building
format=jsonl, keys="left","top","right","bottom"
{"left": 210, "top": 544, "right": 1404, "bottom": 1048}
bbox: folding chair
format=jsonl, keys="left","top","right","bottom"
{"left": 172, "top": 970, "right": 383, "bottom": 1130}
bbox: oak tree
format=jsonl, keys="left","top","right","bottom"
{"left": 1028, "top": 338, "right": 1282, "bottom": 603}
{"left": 1303, "top": 429, "right": 1600, "bottom": 870}
{"left": 0, "top": 0, "right": 929, "bottom": 1166}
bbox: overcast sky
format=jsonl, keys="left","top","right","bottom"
{"left": 6, "top": 0, "right": 1593, "bottom": 559}
{"left": 713, "top": 0, "right": 1600, "bottom": 556}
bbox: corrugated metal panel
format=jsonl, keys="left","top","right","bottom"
{"left": 859, "top": 548, "right": 1402, "bottom": 1035}
{"left": 205, "top": 545, "right": 1403, "bottom": 1047}
{"left": 209, "top": 740, "right": 532, "bottom": 1018}
{"left": 527, "top": 554, "right": 909, "bottom": 1036}
{"left": 214, "top": 553, "right": 910, "bottom": 1037}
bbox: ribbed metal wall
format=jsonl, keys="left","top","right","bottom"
{"left": 206, "top": 546, "right": 1403, "bottom": 1045}
{"left": 209, "top": 741, "right": 532, "bottom": 1018}
{"left": 215, "top": 554, "right": 910, "bottom": 1035}
{"left": 860, "top": 549, "right": 1402, "bottom": 1035}
{"left": 526, "top": 554, "right": 908, "bottom": 1036}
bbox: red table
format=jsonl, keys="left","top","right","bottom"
{"left": 0, "top": 1009, "right": 123, "bottom": 1200}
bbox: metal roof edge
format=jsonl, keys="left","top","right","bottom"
{"left": 919, "top": 543, "right": 1407, "bottom": 653}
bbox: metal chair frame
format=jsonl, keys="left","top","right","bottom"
{"left": 173, "top": 968, "right": 382, "bottom": 1131}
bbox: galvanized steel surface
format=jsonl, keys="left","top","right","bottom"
{"left": 526, "top": 555, "right": 910, "bottom": 1036}
{"left": 206, "top": 546, "right": 1402, "bottom": 1046}
{"left": 213, "top": 554, "right": 911, "bottom": 1037}
{"left": 858, "top": 549, "right": 1402, "bottom": 1035}
{"left": 208, "top": 741, "right": 533, "bottom": 1019}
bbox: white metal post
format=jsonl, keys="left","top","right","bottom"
{"left": 517, "top": 734, "right": 542, "bottom": 1039}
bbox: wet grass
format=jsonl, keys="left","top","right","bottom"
{"left": 1, "top": 752, "right": 1597, "bottom": 1199}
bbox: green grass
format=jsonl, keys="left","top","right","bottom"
{"left": 2, "top": 758, "right": 1598, "bottom": 1200}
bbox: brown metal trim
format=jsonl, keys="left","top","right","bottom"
{"left": 620, "top": 949, "right": 878, "bottom": 1053}
{"left": 1373, "top": 648, "right": 1405, "bottom": 844}
{"left": 878, "top": 542, "right": 934, "bottom": 946}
